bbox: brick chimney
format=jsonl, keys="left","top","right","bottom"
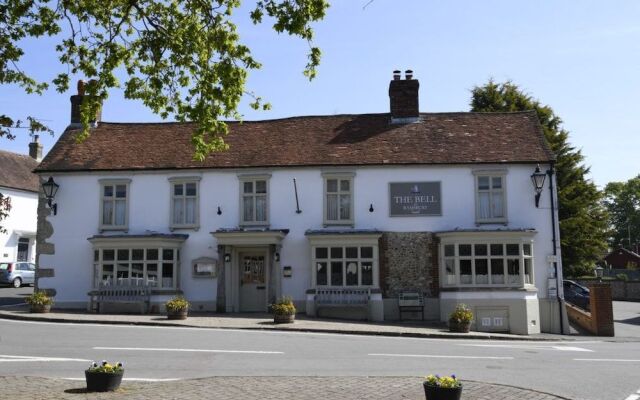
{"left": 389, "top": 69, "right": 420, "bottom": 124}
{"left": 28, "top": 135, "right": 43, "bottom": 161}
{"left": 70, "top": 79, "right": 102, "bottom": 128}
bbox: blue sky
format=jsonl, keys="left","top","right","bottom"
{"left": 1, "top": 0, "right": 638, "bottom": 187}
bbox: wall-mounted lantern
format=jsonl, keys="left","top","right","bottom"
{"left": 369, "top": 204, "right": 374, "bottom": 213}
{"left": 595, "top": 265, "right": 604, "bottom": 282}
{"left": 217, "top": 206, "right": 222, "bottom": 215}
{"left": 42, "top": 176, "right": 59, "bottom": 215}
{"left": 530, "top": 165, "right": 546, "bottom": 208}
{"left": 274, "top": 252, "right": 280, "bottom": 262}
{"left": 224, "top": 253, "right": 231, "bottom": 263}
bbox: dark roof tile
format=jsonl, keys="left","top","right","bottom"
{"left": 0, "top": 150, "right": 39, "bottom": 192}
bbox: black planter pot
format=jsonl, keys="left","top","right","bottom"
{"left": 167, "top": 309, "right": 188, "bottom": 320}
{"left": 273, "top": 313, "right": 295, "bottom": 324}
{"left": 423, "top": 383, "right": 462, "bottom": 400}
{"left": 448, "top": 320, "right": 471, "bottom": 333}
{"left": 85, "top": 370, "right": 124, "bottom": 392}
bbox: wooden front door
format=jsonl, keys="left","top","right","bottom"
{"left": 239, "top": 252, "right": 267, "bottom": 312}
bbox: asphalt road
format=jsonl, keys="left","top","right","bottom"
{"left": 0, "top": 319, "right": 639, "bottom": 400}
{"left": 0, "top": 286, "right": 32, "bottom": 306}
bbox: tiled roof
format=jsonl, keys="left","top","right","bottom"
{"left": 0, "top": 150, "right": 39, "bottom": 192}
{"left": 36, "top": 111, "right": 554, "bottom": 173}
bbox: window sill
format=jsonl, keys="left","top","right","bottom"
{"left": 323, "top": 221, "right": 354, "bottom": 227}
{"left": 170, "top": 225, "right": 200, "bottom": 232}
{"left": 440, "top": 286, "right": 537, "bottom": 292}
{"left": 475, "top": 219, "right": 508, "bottom": 225}
{"left": 99, "top": 226, "right": 129, "bottom": 233}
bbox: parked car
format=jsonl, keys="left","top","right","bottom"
{"left": 563, "top": 279, "right": 590, "bottom": 311}
{"left": 0, "top": 262, "right": 36, "bottom": 288}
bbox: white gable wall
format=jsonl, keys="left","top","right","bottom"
{"left": 0, "top": 187, "right": 38, "bottom": 263}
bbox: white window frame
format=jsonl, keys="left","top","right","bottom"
{"left": 439, "top": 232, "right": 535, "bottom": 289}
{"left": 238, "top": 173, "right": 271, "bottom": 227}
{"left": 473, "top": 170, "right": 507, "bottom": 224}
{"left": 99, "top": 179, "right": 131, "bottom": 232}
{"left": 307, "top": 233, "right": 380, "bottom": 288}
{"left": 89, "top": 237, "right": 185, "bottom": 291}
{"left": 322, "top": 172, "right": 355, "bottom": 226}
{"left": 169, "top": 176, "right": 201, "bottom": 231}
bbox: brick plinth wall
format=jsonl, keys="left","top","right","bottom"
{"left": 589, "top": 283, "right": 615, "bottom": 337}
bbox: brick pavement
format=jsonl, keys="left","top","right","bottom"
{"left": 0, "top": 376, "right": 571, "bottom": 400}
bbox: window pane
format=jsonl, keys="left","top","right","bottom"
{"left": 185, "top": 198, "right": 196, "bottom": 224}
{"left": 523, "top": 244, "right": 532, "bottom": 256}
{"left": 346, "top": 262, "right": 358, "bottom": 286}
{"left": 506, "top": 244, "right": 519, "bottom": 256}
{"left": 459, "top": 244, "right": 472, "bottom": 256}
{"left": 330, "top": 247, "right": 343, "bottom": 258}
{"left": 340, "top": 179, "right": 350, "bottom": 192}
{"left": 445, "top": 259, "right": 456, "bottom": 285}
{"left": 492, "top": 192, "right": 504, "bottom": 218}
{"left": 474, "top": 244, "right": 487, "bottom": 256}
{"left": 132, "top": 263, "right": 144, "bottom": 282}
{"left": 361, "top": 247, "right": 373, "bottom": 258}
{"left": 163, "top": 249, "right": 174, "bottom": 260}
{"left": 102, "top": 264, "right": 114, "bottom": 284}
{"left": 114, "top": 200, "right": 126, "bottom": 225}
{"left": 117, "top": 263, "right": 129, "bottom": 282}
{"left": 185, "top": 182, "right": 197, "bottom": 196}
{"left": 460, "top": 260, "right": 472, "bottom": 284}
{"left": 346, "top": 247, "right": 358, "bottom": 258}
{"left": 162, "top": 263, "right": 174, "bottom": 287}
{"left": 491, "top": 259, "right": 505, "bottom": 284}
{"left": 476, "top": 259, "right": 488, "bottom": 284}
{"left": 361, "top": 261, "right": 373, "bottom": 285}
{"left": 478, "top": 176, "right": 490, "bottom": 190}
{"left": 327, "top": 179, "right": 338, "bottom": 192}
{"left": 315, "top": 247, "right": 328, "bottom": 259}
{"left": 244, "top": 181, "right": 253, "bottom": 194}
{"left": 507, "top": 259, "right": 520, "bottom": 284}
{"left": 326, "top": 194, "right": 338, "bottom": 220}
{"left": 255, "top": 180, "right": 267, "bottom": 194}
{"left": 243, "top": 196, "right": 253, "bottom": 222}
{"left": 478, "top": 192, "right": 490, "bottom": 219}
{"left": 103, "top": 185, "right": 113, "bottom": 197}
{"left": 117, "top": 249, "right": 129, "bottom": 260}
{"left": 330, "top": 261, "right": 343, "bottom": 286}
{"left": 316, "top": 262, "right": 327, "bottom": 285}
{"left": 255, "top": 195, "right": 267, "bottom": 221}
{"left": 444, "top": 244, "right": 455, "bottom": 257}
{"left": 146, "top": 263, "right": 158, "bottom": 287}
{"left": 132, "top": 249, "right": 144, "bottom": 260}
{"left": 490, "top": 244, "right": 503, "bottom": 256}
{"left": 115, "top": 185, "right": 127, "bottom": 198}
{"left": 102, "top": 200, "right": 113, "bottom": 225}
{"left": 103, "top": 250, "right": 115, "bottom": 261}
{"left": 173, "top": 198, "right": 184, "bottom": 224}
{"left": 94, "top": 250, "right": 99, "bottom": 262}
{"left": 491, "top": 176, "right": 502, "bottom": 189}
{"left": 339, "top": 194, "right": 351, "bottom": 220}
{"left": 174, "top": 184, "right": 183, "bottom": 196}
{"left": 147, "top": 249, "right": 158, "bottom": 260}
{"left": 524, "top": 258, "right": 533, "bottom": 284}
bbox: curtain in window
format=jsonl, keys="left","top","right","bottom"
{"left": 492, "top": 192, "right": 504, "bottom": 218}
{"left": 478, "top": 192, "right": 490, "bottom": 219}
{"left": 243, "top": 196, "right": 253, "bottom": 222}
{"left": 173, "top": 198, "right": 184, "bottom": 224}
{"left": 185, "top": 198, "right": 196, "bottom": 224}
{"left": 255, "top": 196, "right": 267, "bottom": 221}
{"left": 339, "top": 194, "right": 350, "bottom": 220}
{"left": 114, "top": 200, "right": 126, "bottom": 225}
{"left": 102, "top": 200, "right": 113, "bottom": 225}
{"left": 327, "top": 194, "right": 338, "bottom": 220}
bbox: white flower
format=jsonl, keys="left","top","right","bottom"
{"left": 101, "top": 360, "right": 108, "bottom": 366}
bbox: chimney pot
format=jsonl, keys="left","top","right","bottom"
{"left": 29, "top": 134, "right": 43, "bottom": 161}
{"left": 405, "top": 69, "right": 413, "bottom": 80}
{"left": 389, "top": 69, "right": 420, "bottom": 123}
{"left": 393, "top": 70, "right": 401, "bottom": 80}
{"left": 70, "top": 79, "right": 102, "bottom": 127}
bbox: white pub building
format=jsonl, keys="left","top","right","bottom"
{"left": 35, "top": 71, "right": 568, "bottom": 334}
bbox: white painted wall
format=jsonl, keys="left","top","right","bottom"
{"left": 38, "top": 163, "right": 558, "bottom": 307}
{"left": 0, "top": 187, "right": 38, "bottom": 263}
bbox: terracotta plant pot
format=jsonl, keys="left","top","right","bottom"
{"left": 273, "top": 313, "right": 295, "bottom": 324}
{"left": 448, "top": 320, "right": 471, "bottom": 333}
{"left": 85, "top": 370, "right": 123, "bottom": 392}
{"left": 167, "top": 309, "right": 188, "bottom": 320}
{"left": 423, "top": 383, "right": 462, "bottom": 400}
{"left": 30, "top": 304, "right": 51, "bottom": 313}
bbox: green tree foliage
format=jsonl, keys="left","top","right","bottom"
{"left": 0, "top": 0, "right": 329, "bottom": 160}
{"left": 603, "top": 175, "right": 640, "bottom": 251}
{"left": 470, "top": 80, "right": 609, "bottom": 277}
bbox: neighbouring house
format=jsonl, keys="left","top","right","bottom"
{"left": 35, "top": 71, "right": 568, "bottom": 334}
{"left": 603, "top": 247, "right": 640, "bottom": 270}
{"left": 0, "top": 137, "right": 43, "bottom": 265}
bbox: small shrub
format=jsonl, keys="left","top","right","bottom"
{"left": 25, "top": 291, "right": 53, "bottom": 306}
{"left": 449, "top": 304, "right": 473, "bottom": 323}
{"left": 87, "top": 360, "right": 124, "bottom": 374}
{"left": 271, "top": 296, "right": 296, "bottom": 315}
{"left": 424, "top": 374, "right": 461, "bottom": 389}
{"left": 165, "top": 296, "right": 190, "bottom": 313}
{"left": 616, "top": 273, "right": 629, "bottom": 282}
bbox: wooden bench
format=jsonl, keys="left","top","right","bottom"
{"left": 314, "top": 287, "right": 370, "bottom": 318}
{"left": 88, "top": 282, "right": 151, "bottom": 314}
{"left": 398, "top": 291, "right": 424, "bottom": 320}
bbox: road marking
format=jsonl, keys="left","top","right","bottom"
{"left": 64, "top": 377, "right": 181, "bottom": 382}
{"left": 0, "top": 354, "right": 91, "bottom": 363}
{"left": 94, "top": 347, "right": 283, "bottom": 354}
{"left": 573, "top": 358, "right": 640, "bottom": 362}
{"left": 0, "top": 303, "right": 27, "bottom": 308}
{"left": 368, "top": 353, "right": 513, "bottom": 360}
{"left": 459, "top": 344, "right": 593, "bottom": 352}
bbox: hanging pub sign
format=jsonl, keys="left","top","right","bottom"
{"left": 389, "top": 182, "right": 441, "bottom": 216}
